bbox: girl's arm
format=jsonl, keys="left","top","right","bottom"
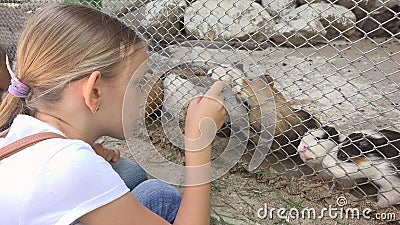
{"left": 79, "top": 81, "right": 225, "bottom": 225}
{"left": 173, "top": 81, "right": 225, "bottom": 225}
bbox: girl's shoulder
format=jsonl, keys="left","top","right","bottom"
{"left": 0, "top": 114, "right": 101, "bottom": 170}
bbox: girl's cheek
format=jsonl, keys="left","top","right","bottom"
{"left": 123, "top": 80, "right": 146, "bottom": 131}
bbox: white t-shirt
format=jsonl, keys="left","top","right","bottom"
{"left": 0, "top": 115, "right": 129, "bottom": 225}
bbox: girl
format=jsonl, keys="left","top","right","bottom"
{"left": 0, "top": 3, "right": 225, "bottom": 225}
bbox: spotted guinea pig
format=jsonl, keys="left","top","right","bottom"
{"left": 298, "top": 126, "right": 346, "bottom": 172}
{"left": 322, "top": 129, "right": 400, "bottom": 207}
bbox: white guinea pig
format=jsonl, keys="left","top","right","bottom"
{"left": 322, "top": 129, "right": 400, "bottom": 207}
{"left": 298, "top": 126, "right": 346, "bottom": 172}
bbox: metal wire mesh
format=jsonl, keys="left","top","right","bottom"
{"left": 1, "top": 0, "right": 399, "bottom": 212}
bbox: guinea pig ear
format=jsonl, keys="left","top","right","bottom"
{"left": 337, "top": 150, "right": 350, "bottom": 161}
{"left": 322, "top": 126, "right": 338, "bottom": 136}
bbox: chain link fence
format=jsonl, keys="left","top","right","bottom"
{"left": 1, "top": 0, "right": 400, "bottom": 222}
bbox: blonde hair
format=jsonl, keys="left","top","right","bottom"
{"left": 0, "top": 3, "right": 144, "bottom": 131}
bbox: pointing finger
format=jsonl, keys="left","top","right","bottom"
{"left": 204, "top": 81, "right": 224, "bottom": 103}
{"left": 204, "top": 81, "right": 224, "bottom": 98}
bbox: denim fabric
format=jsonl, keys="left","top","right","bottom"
{"left": 111, "top": 158, "right": 181, "bottom": 223}
{"left": 110, "top": 157, "right": 148, "bottom": 191}
{"left": 132, "top": 180, "right": 181, "bottom": 224}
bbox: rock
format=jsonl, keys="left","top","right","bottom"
{"left": 103, "top": 0, "right": 133, "bottom": 14}
{"left": 360, "top": 4, "right": 400, "bottom": 38}
{"left": 261, "top": 0, "right": 296, "bottom": 17}
{"left": 270, "top": 19, "right": 327, "bottom": 46}
{"left": 184, "top": 0, "right": 273, "bottom": 42}
{"left": 332, "top": 0, "right": 378, "bottom": 20}
{"left": 296, "top": 0, "right": 393, "bottom": 20}
{"left": 282, "top": 3, "right": 357, "bottom": 39}
{"left": 373, "top": 0, "right": 400, "bottom": 8}
{"left": 296, "top": 0, "right": 326, "bottom": 5}
{"left": 123, "top": 0, "right": 187, "bottom": 37}
{"left": 331, "top": 0, "right": 400, "bottom": 20}
{"left": 103, "top": 0, "right": 145, "bottom": 15}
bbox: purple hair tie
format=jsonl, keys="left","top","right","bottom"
{"left": 5, "top": 55, "right": 31, "bottom": 98}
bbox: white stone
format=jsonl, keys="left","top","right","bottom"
{"left": 123, "top": 0, "right": 187, "bottom": 36}
{"left": 335, "top": 0, "right": 400, "bottom": 19}
{"left": 162, "top": 73, "right": 201, "bottom": 117}
{"left": 335, "top": 0, "right": 400, "bottom": 11}
{"left": 375, "top": 0, "right": 400, "bottom": 8}
{"left": 297, "top": 0, "right": 326, "bottom": 5}
{"left": 261, "top": 0, "right": 296, "bottom": 17}
{"left": 282, "top": 3, "right": 357, "bottom": 38}
{"left": 184, "top": 0, "right": 273, "bottom": 42}
{"left": 271, "top": 19, "right": 327, "bottom": 46}
{"left": 102, "top": 0, "right": 140, "bottom": 15}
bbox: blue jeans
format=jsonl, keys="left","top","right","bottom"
{"left": 111, "top": 158, "right": 181, "bottom": 223}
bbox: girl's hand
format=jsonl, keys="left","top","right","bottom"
{"left": 92, "top": 143, "right": 121, "bottom": 163}
{"left": 185, "top": 81, "right": 226, "bottom": 147}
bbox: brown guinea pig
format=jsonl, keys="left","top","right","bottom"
{"left": 141, "top": 75, "right": 164, "bottom": 117}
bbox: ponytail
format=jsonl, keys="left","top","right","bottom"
{"left": 0, "top": 94, "right": 31, "bottom": 131}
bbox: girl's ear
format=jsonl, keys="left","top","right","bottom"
{"left": 83, "top": 71, "right": 102, "bottom": 113}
